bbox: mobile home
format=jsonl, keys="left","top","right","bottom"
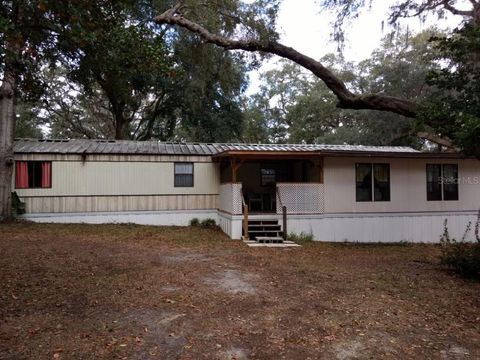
{"left": 13, "top": 139, "right": 480, "bottom": 242}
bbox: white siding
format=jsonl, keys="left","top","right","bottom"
{"left": 14, "top": 160, "right": 219, "bottom": 197}
{"left": 324, "top": 157, "right": 480, "bottom": 213}
{"left": 286, "top": 211, "right": 478, "bottom": 243}
{"left": 21, "top": 210, "right": 219, "bottom": 227}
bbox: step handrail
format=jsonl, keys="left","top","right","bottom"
{"left": 276, "top": 186, "right": 287, "bottom": 241}
{"left": 241, "top": 193, "right": 249, "bottom": 240}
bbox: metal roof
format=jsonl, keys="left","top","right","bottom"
{"left": 12, "top": 138, "right": 424, "bottom": 156}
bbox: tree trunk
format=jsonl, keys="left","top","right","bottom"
{"left": 0, "top": 67, "right": 17, "bottom": 220}
{"left": 115, "top": 118, "right": 125, "bottom": 140}
{"left": 111, "top": 101, "right": 127, "bottom": 140}
{"left": 114, "top": 111, "right": 126, "bottom": 140}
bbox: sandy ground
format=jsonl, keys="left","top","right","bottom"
{"left": 0, "top": 223, "right": 479, "bottom": 359}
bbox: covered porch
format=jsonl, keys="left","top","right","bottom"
{"left": 214, "top": 150, "right": 325, "bottom": 240}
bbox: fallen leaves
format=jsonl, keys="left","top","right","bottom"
{"left": 0, "top": 223, "right": 479, "bottom": 359}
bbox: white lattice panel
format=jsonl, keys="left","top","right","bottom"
{"left": 219, "top": 183, "right": 243, "bottom": 215}
{"left": 277, "top": 183, "right": 325, "bottom": 214}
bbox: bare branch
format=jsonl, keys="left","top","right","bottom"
{"left": 442, "top": 0, "right": 473, "bottom": 17}
{"left": 155, "top": 6, "right": 418, "bottom": 118}
{"left": 417, "top": 131, "right": 458, "bottom": 150}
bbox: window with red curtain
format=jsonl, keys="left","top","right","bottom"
{"left": 15, "top": 161, "right": 52, "bottom": 189}
{"left": 15, "top": 162, "right": 29, "bottom": 188}
{"left": 41, "top": 162, "right": 51, "bottom": 188}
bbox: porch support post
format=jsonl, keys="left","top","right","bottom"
{"left": 231, "top": 158, "right": 243, "bottom": 183}
{"left": 243, "top": 203, "right": 249, "bottom": 240}
{"left": 317, "top": 158, "right": 324, "bottom": 184}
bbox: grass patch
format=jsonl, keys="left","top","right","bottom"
{"left": 288, "top": 231, "right": 314, "bottom": 242}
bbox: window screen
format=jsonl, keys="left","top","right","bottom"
{"left": 174, "top": 163, "right": 194, "bottom": 187}
{"left": 356, "top": 163, "right": 373, "bottom": 202}
{"left": 426, "top": 164, "right": 442, "bottom": 201}
{"left": 356, "top": 163, "right": 390, "bottom": 202}
{"left": 427, "top": 164, "right": 458, "bottom": 201}
{"left": 442, "top": 164, "right": 458, "bottom": 201}
{"left": 373, "top": 164, "right": 390, "bottom": 201}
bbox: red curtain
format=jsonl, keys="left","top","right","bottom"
{"left": 15, "top": 162, "right": 29, "bottom": 188}
{"left": 41, "top": 162, "right": 51, "bottom": 188}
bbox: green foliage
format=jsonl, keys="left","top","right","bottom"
{"left": 440, "top": 211, "right": 480, "bottom": 279}
{"left": 241, "top": 97, "right": 270, "bottom": 143}
{"left": 11, "top": 192, "right": 25, "bottom": 216}
{"left": 190, "top": 218, "right": 217, "bottom": 229}
{"left": 14, "top": 101, "right": 44, "bottom": 138}
{"left": 1, "top": 0, "right": 147, "bottom": 99}
{"left": 189, "top": 218, "right": 200, "bottom": 226}
{"left": 60, "top": 11, "right": 176, "bottom": 139}
{"left": 157, "top": 0, "right": 280, "bottom": 44}
{"left": 245, "top": 29, "right": 438, "bottom": 146}
{"left": 288, "top": 231, "right": 314, "bottom": 242}
{"left": 200, "top": 218, "right": 217, "bottom": 228}
{"left": 318, "top": 0, "right": 475, "bottom": 47}
{"left": 3, "top": 0, "right": 260, "bottom": 142}
{"left": 172, "top": 33, "right": 247, "bottom": 142}
{"left": 419, "top": 24, "right": 480, "bottom": 157}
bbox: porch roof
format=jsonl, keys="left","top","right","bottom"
{"left": 210, "top": 144, "right": 466, "bottom": 160}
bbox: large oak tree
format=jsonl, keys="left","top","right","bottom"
{"left": 0, "top": 0, "right": 151, "bottom": 219}
{"left": 155, "top": 0, "right": 480, "bottom": 148}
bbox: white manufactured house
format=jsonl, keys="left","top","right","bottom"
{"left": 12, "top": 138, "right": 480, "bottom": 243}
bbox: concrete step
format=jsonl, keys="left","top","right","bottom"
{"left": 244, "top": 240, "right": 301, "bottom": 248}
{"left": 256, "top": 236, "right": 284, "bottom": 244}
{"left": 248, "top": 230, "right": 284, "bottom": 238}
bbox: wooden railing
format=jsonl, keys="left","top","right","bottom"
{"left": 241, "top": 193, "right": 249, "bottom": 240}
{"left": 276, "top": 187, "right": 287, "bottom": 241}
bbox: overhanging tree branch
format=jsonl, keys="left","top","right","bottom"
{"left": 442, "top": 0, "right": 474, "bottom": 17}
{"left": 155, "top": 5, "right": 418, "bottom": 118}
{"left": 417, "top": 131, "right": 458, "bottom": 150}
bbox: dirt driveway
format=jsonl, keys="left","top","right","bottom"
{"left": 0, "top": 223, "right": 479, "bottom": 359}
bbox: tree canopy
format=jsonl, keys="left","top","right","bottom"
{"left": 244, "top": 28, "right": 440, "bottom": 146}
{"left": 155, "top": 0, "right": 480, "bottom": 156}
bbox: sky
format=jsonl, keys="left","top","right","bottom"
{"left": 247, "top": 0, "right": 468, "bottom": 94}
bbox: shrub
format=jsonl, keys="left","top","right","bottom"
{"left": 440, "top": 210, "right": 480, "bottom": 279}
{"left": 11, "top": 192, "right": 25, "bottom": 216}
{"left": 200, "top": 218, "right": 217, "bottom": 228}
{"left": 190, "top": 218, "right": 217, "bottom": 229}
{"left": 189, "top": 218, "right": 200, "bottom": 226}
{"left": 288, "top": 231, "right": 314, "bottom": 242}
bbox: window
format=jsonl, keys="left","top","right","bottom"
{"left": 15, "top": 161, "right": 52, "bottom": 189}
{"left": 426, "top": 164, "right": 442, "bottom": 201}
{"left": 356, "top": 163, "right": 390, "bottom": 202}
{"left": 356, "top": 164, "right": 372, "bottom": 201}
{"left": 443, "top": 164, "right": 459, "bottom": 200}
{"left": 260, "top": 166, "right": 289, "bottom": 186}
{"left": 374, "top": 164, "right": 390, "bottom": 201}
{"left": 261, "top": 168, "right": 276, "bottom": 186}
{"left": 174, "top": 162, "right": 194, "bottom": 187}
{"left": 426, "top": 164, "right": 458, "bottom": 201}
